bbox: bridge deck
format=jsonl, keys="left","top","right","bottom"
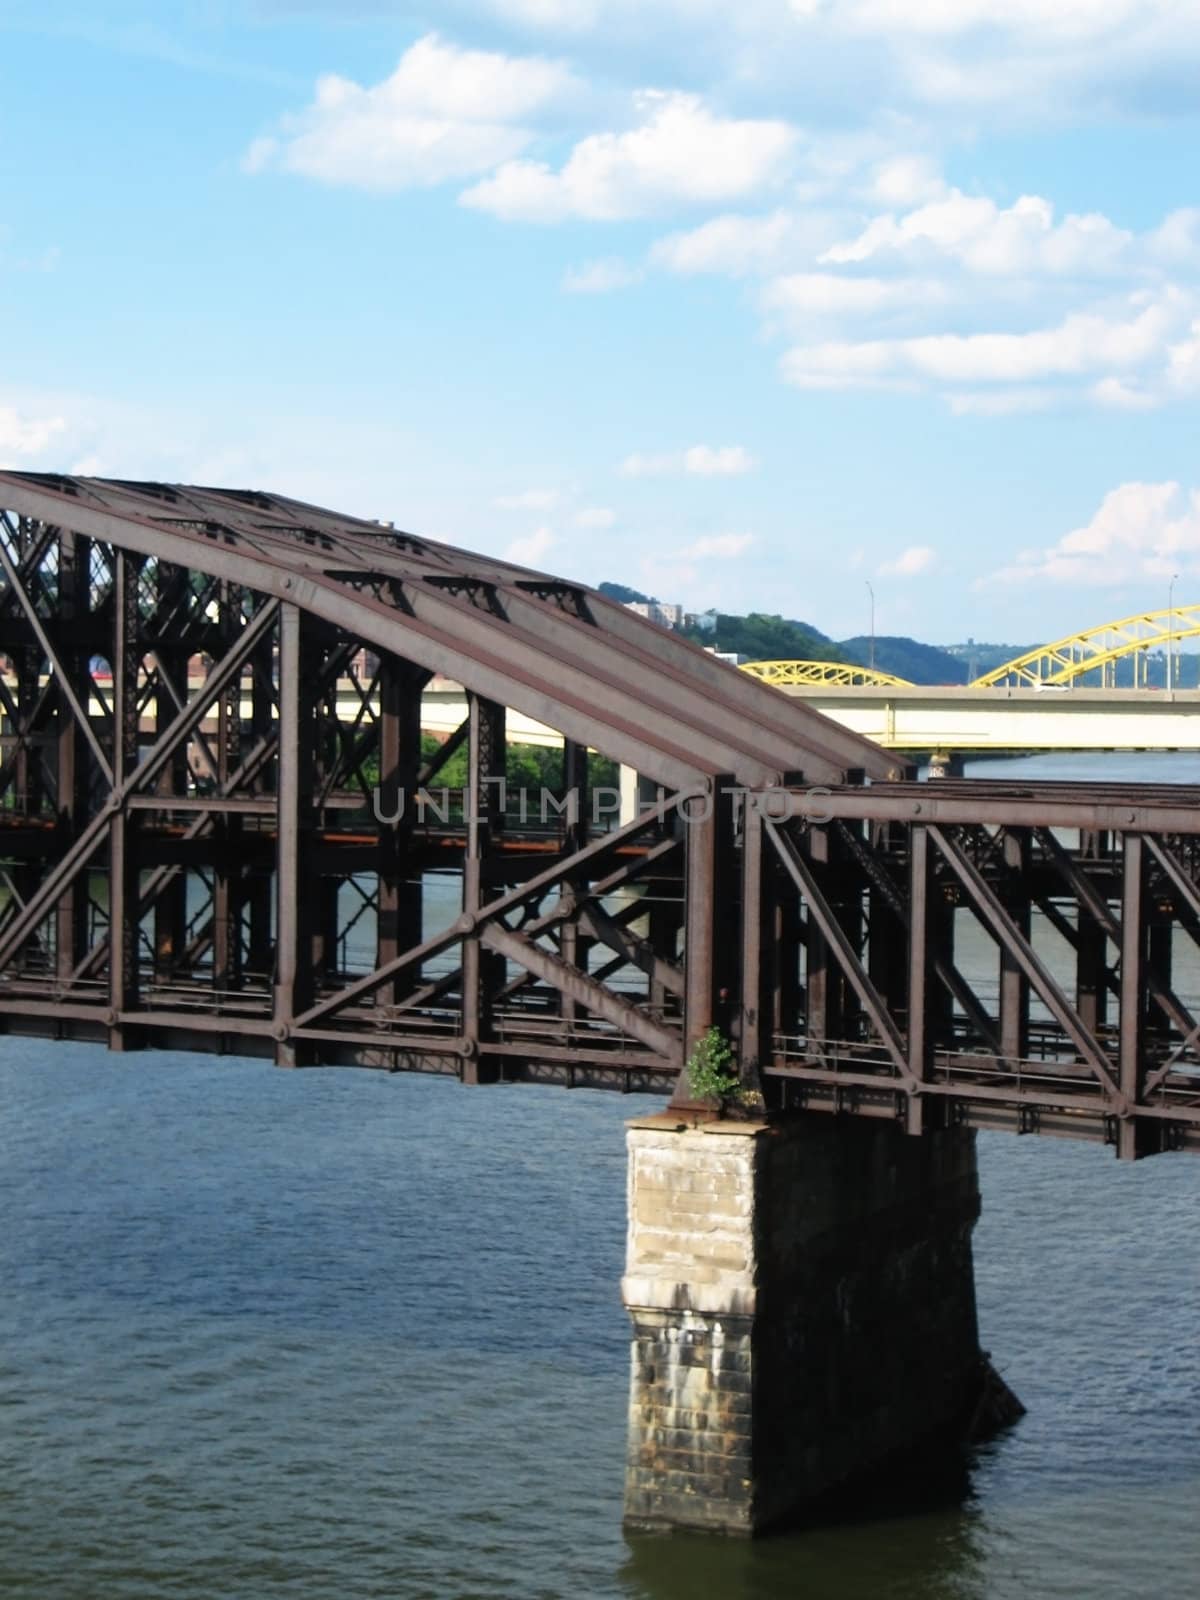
{"left": 777, "top": 682, "right": 1200, "bottom": 752}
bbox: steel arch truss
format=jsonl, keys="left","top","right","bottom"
{"left": 972, "top": 603, "right": 1200, "bottom": 688}
{"left": 0, "top": 472, "right": 900, "bottom": 1092}
{"left": 740, "top": 659, "right": 912, "bottom": 688}
{"left": 1, "top": 473, "right": 1198, "bottom": 1158}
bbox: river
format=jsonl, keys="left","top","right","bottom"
{"left": 0, "top": 752, "right": 1197, "bottom": 1598}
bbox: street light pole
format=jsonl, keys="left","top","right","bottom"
{"left": 866, "top": 580, "right": 876, "bottom": 672}
{"left": 1168, "top": 574, "right": 1179, "bottom": 693}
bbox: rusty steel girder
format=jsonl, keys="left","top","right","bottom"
{"left": 0, "top": 472, "right": 1197, "bottom": 1158}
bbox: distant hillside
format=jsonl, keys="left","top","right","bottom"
{"left": 681, "top": 613, "right": 847, "bottom": 664}
{"left": 943, "top": 641, "right": 1037, "bottom": 680}
{"left": 598, "top": 581, "right": 651, "bottom": 604}
{"left": 598, "top": 583, "right": 1200, "bottom": 684}
{"left": 839, "top": 635, "right": 968, "bottom": 685}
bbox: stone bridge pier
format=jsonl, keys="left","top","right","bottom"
{"left": 622, "top": 1114, "right": 999, "bottom": 1536}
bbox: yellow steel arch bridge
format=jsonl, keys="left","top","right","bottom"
{"left": 970, "top": 606, "right": 1200, "bottom": 689}
{"left": 738, "top": 660, "right": 912, "bottom": 689}
{"left": 740, "top": 604, "right": 1200, "bottom": 692}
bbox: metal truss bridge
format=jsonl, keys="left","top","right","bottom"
{"left": 742, "top": 604, "right": 1200, "bottom": 691}
{"left": 1, "top": 472, "right": 1198, "bottom": 1159}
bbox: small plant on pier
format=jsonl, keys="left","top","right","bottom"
{"left": 685, "top": 1026, "right": 742, "bottom": 1109}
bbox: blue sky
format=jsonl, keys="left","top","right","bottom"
{"left": 2, "top": 1, "right": 1199, "bottom": 644}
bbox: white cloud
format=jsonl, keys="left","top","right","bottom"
{"left": 684, "top": 181, "right": 1200, "bottom": 413}
{"left": 878, "top": 543, "right": 936, "bottom": 576}
{"left": 1090, "top": 376, "right": 1159, "bottom": 410}
{"left": 947, "top": 389, "right": 1059, "bottom": 416}
{"left": 823, "top": 189, "right": 1133, "bottom": 278}
{"left": 685, "top": 444, "right": 757, "bottom": 476}
{"left": 811, "top": 1, "right": 1200, "bottom": 113}
{"left": 988, "top": 482, "right": 1200, "bottom": 585}
{"left": 504, "top": 525, "right": 558, "bottom": 564}
{"left": 837, "top": 1, "right": 1167, "bottom": 42}
{"left": 678, "top": 532, "right": 755, "bottom": 558}
{"left": 1149, "top": 209, "right": 1200, "bottom": 268}
{"left": 496, "top": 487, "right": 560, "bottom": 510}
{"left": 650, "top": 209, "right": 833, "bottom": 277}
{"left": 478, "top": 0, "right": 600, "bottom": 26}
{"left": 575, "top": 506, "right": 615, "bottom": 527}
{"left": 319, "top": 3, "right": 1200, "bottom": 125}
{"left": 461, "top": 90, "right": 795, "bottom": 222}
{"left": 640, "top": 153, "right": 1200, "bottom": 416}
{"left": 782, "top": 291, "right": 1189, "bottom": 395}
{"left": 1166, "top": 320, "right": 1200, "bottom": 391}
{"left": 0, "top": 406, "right": 66, "bottom": 460}
{"left": 762, "top": 271, "right": 944, "bottom": 321}
{"left": 620, "top": 444, "right": 757, "bottom": 477}
{"left": 562, "top": 257, "right": 643, "bottom": 293}
{"left": 867, "top": 155, "right": 945, "bottom": 208}
{"left": 243, "top": 33, "right": 576, "bottom": 190}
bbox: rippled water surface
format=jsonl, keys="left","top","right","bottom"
{"left": 1, "top": 753, "right": 1198, "bottom": 1598}
{"left": 2, "top": 1046, "right": 1196, "bottom": 1599}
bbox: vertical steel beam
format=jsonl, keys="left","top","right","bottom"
{"left": 805, "top": 825, "right": 833, "bottom": 1049}
{"left": 558, "top": 737, "right": 590, "bottom": 1028}
{"left": 376, "top": 656, "right": 424, "bottom": 997}
{"left": 212, "top": 583, "right": 243, "bottom": 993}
{"left": 273, "top": 603, "right": 315, "bottom": 1065}
{"left": 906, "top": 824, "right": 932, "bottom": 1136}
{"left": 1118, "top": 833, "right": 1148, "bottom": 1160}
{"left": 461, "top": 692, "right": 505, "bottom": 1082}
{"left": 775, "top": 871, "right": 803, "bottom": 1069}
{"left": 1076, "top": 910, "right": 1108, "bottom": 1036}
{"left": 246, "top": 626, "right": 276, "bottom": 980}
{"left": 737, "top": 797, "right": 771, "bottom": 1093}
{"left": 152, "top": 635, "right": 189, "bottom": 975}
{"left": 108, "top": 550, "right": 141, "bottom": 1050}
{"left": 1000, "top": 829, "right": 1031, "bottom": 1065}
{"left": 1147, "top": 915, "right": 1173, "bottom": 1044}
{"left": 55, "top": 532, "right": 90, "bottom": 979}
{"left": 669, "top": 779, "right": 734, "bottom": 1109}
{"left": 866, "top": 825, "right": 905, "bottom": 1019}
{"left": 14, "top": 649, "right": 41, "bottom": 820}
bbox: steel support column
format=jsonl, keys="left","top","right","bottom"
{"left": 906, "top": 824, "right": 932, "bottom": 1136}
{"left": 55, "top": 532, "right": 90, "bottom": 980}
{"left": 557, "top": 737, "right": 591, "bottom": 1030}
{"left": 737, "top": 797, "right": 770, "bottom": 1094}
{"left": 1118, "top": 834, "right": 1149, "bottom": 1160}
{"left": 462, "top": 693, "right": 505, "bottom": 1082}
{"left": 1000, "top": 829, "right": 1031, "bottom": 1064}
{"left": 152, "top": 638, "right": 189, "bottom": 975}
{"left": 274, "top": 603, "right": 315, "bottom": 1065}
{"left": 108, "top": 550, "right": 141, "bottom": 1050}
{"left": 669, "top": 779, "right": 735, "bottom": 1109}
{"left": 376, "top": 656, "right": 424, "bottom": 998}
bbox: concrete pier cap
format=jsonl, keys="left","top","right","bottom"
{"left": 621, "top": 1111, "right": 1020, "bottom": 1537}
